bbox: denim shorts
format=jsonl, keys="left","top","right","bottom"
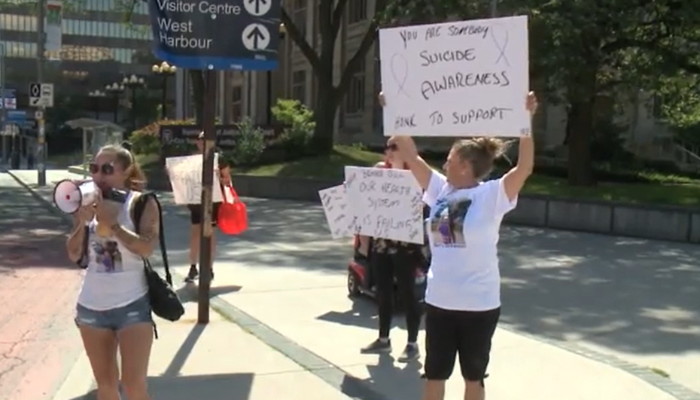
{"left": 75, "top": 295, "right": 153, "bottom": 331}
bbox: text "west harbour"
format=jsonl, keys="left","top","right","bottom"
{"left": 156, "top": 0, "right": 242, "bottom": 15}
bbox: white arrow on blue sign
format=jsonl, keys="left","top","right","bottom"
{"left": 244, "top": 0, "right": 271, "bottom": 16}
{"left": 241, "top": 23, "right": 270, "bottom": 51}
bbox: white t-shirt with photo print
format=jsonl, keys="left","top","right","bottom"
{"left": 422, "top": 171, "right": 517, "bottom": 311}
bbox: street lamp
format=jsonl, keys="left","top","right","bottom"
{"left": 152, "top": 61, "right": 177, "bottom": 120}
{"left": 122, "top": 75, "right": 145, "bottom": 132}
{"left": 88, "top": 90, "right": 106, "bottom": 119}
{"left": 105, "top": 82, "right": 125, "bottom": 123}
{"left": 266, "top": 23, "right": 286, "bottom": 124}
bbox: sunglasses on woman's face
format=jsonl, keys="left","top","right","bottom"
{"left": 89, "top": 162, "right": 115, "bottom": 175}
{"left": 385, "top": 143, "right": 398, "bottom": 152}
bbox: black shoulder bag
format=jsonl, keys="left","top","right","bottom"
{"left": 132, "top": 192, "right": 185, "bottom": 322}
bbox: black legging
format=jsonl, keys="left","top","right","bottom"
{"left": 372, "top": 249, "right": 421, "bottom": 342}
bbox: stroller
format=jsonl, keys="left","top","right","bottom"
{"left": 347, "top": 234, "right": 430, "bottom": 312}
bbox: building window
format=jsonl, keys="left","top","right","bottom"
{"left": 231, "top": 85, "right": 242, "bottom": 122}
{"left": 292, "top": 0, "right": 307, "bottom": 39}
{"left": 291, "top": 69, "right": 306, "bottom": 105}
{"left": 348, "top": 0, "right": 367, "bottom": 24}
{"left": 345, "top": 61, "right": 365, "bottom": 114}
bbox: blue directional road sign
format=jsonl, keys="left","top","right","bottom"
{"left": 6, "top": 110, "right": 26, "bottom": 122}
{"left": 148, "top": 0, "right": 280, "bottom": 71}
{"left": 5, "top": 110, "right": 35, "bottom": 129}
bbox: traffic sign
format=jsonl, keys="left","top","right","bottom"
{"left": 148, "top": 0, "right": 280, "bottom": 71}
{"left": 242, "top": 24, "right": 270, "bottom": 51}
{"left": 29, "top": 83, "right": 54, "bottom": 107}
{"left": 7, "top": 110, "right": 27, "bottom": 122}
{"left": 34, "top": 110, "right": 43, "bottom": 120}
{"left": 243, "top": 0, "right": 271, "bottom": 16}
{"left": 0, "top": 97, "right": 16, "bottom": 109}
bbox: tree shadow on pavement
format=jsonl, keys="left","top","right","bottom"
{"left": 158, "top": 203, "right": 351, "bottom": 275}
{"left": 499, "top": 226, "right": 700, "bottom": 356}
{"left": 0, "top": 185, "right": 74, "bottom": 271}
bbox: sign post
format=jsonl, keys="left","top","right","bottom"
{"left": 148, "top": 0, "right": 280, "bottom": 324}
{"left": 29, "top": 82, "right": 53, "bottom": 185}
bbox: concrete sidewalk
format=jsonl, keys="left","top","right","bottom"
{"left": 51, "top": 303, "right": 353, "bottom": 400}
{"left": 9, "top": 169, "right": 700, "bottom": 400}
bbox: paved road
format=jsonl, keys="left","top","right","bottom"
{"left": 0, "top": 173, "right": 85, "bottom": 400}
{"left": 9, "top": 170, "right": 700, "bottom": 400}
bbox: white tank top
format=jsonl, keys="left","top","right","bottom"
{"left": 77, "top": 191, "right": 148, "bottom": 311}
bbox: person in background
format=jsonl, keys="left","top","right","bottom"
{"left": 359, "top": 143, "right": 424, "bottom": 362}
{"left": 380, "top": 91, "right": 538, "bottom": 400}
{"left": 65, "top": 143, "right": 157, "bottom": 400}
{"left": 184, "top": 131, "right": 232, "bottom": 283}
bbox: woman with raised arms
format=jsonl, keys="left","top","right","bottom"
{"left": 379, "top": 91, "right": 538, "bottom": 400}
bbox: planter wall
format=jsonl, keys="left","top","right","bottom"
{"left": 230, "top": 174, "right": 700, "bottom": 244}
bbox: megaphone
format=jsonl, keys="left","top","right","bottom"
{"left": 53, "top": 179, "right": 99, "bottom": 214}
{"left": 52, "top": 179, "right": 129, "bottom": 214}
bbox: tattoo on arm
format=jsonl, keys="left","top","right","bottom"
{"left": 112, "top": 197, "right": 160, "bottom": 257}
{"left": 112, "top": 199, "right": 160, "bottom": 257}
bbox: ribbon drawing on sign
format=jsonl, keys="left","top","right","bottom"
{"left": 390, "top": 53, "right": 410, "bottom": 98}
{"left": 489, "top": 24, "right": 510, "bottom": 67}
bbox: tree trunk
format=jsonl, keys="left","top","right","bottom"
{"left": 566, "top": 99, "right": 596, "bottom": 185}
{"left": 188, "top": 69, "right": 205, "bottom": 127}
{"left": 310, "top": 82, "right": 337, "bottom": 154}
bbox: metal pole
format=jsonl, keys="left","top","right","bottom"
{"left": 490, "top": 0, "right": 498, "bottom": 17}
{"left": 0, "top": 41, "right": 7, "bottom": 164}
{"left": 81, "top": 128, "right": 88, "bottom": 179}
{"left": 113, "top": 93, "right": 119, "bottom": 123}
{"left": 131, "top": 87, "right": 136, "bottom": 132}
{"left": 246, "top": 71, "right": 252, "bottom": 117}
{"left": 161, "top": 75, "right": 167, "bottom": 119}
{"left": 36, "top": 0, "right": 47, "bottom": 186}
{"left": 197, "top": 69, "right": 217, "bottom": 324}
{"left": 266, "top": 71, "right": 271, "bottom": 124}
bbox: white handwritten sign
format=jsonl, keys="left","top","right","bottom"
{"left": 379, "top": 16, "right": 530, "bottom": 137}
{"left": 318, "top": 185, "right": 354, "bottom": 239}
{"left": 344, "top": 166, "right": 424, "bottom": 244}
{"left": 166, "top": 154, "right": 224, "bottom": 205}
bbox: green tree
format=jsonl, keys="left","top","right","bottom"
{"left": 497, "top": 0, "right": 700, "bottom": 185}
{"left": 280, "top": 0, "right": 484, "bottom": 154}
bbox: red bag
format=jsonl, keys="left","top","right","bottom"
{"left": 217, "top": 185, "right": 248, "bottom": 235}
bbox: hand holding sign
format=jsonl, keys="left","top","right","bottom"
{"left": 166, "top": 155, "right": 224, "bottom": 204}
{"left": 345, "top": 166, "right": 424, "bottom": 244}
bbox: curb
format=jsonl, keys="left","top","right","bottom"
{"left": 8, "top": 170, "right": 700, "bottom": 400}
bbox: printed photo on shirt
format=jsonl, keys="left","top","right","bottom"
{"left": 90, "top": 239, "right": 123, "bottom": 273}
{"left": 430, "top": 198, "right": 472, "bottom": 248}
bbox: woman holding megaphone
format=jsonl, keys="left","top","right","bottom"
{"left": 65, "top": 142, "right": 157, "bottom": 400}
{"left": 378, "top": 91, "right": 538, "bottom": 400}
